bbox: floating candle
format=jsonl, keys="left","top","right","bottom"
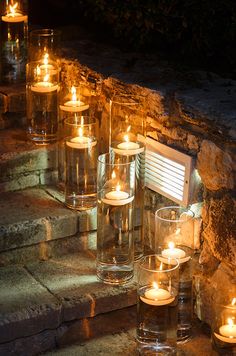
{"left": 60, "top": 86, "right": 89, "bottom": 112}
{"left": 102, "top": 183, "right": 134, "bottom": 206}
{"left": 160, "top": 242, "right": 190, "bottom": 264}
{"left": 140, "top": 282, "right": 174, "bottom": 306}
{"left": 113, "top": 135, "right": 144, "bottom": 155}
{"left": 31, "top": 73, "right": 58, "bottom": 93}
{"left": 66, "top": 126, "right": 97, "bottom": 149}
{"left": 2, "top": 3, "right": 27, "bottom": 23}
{"left": 214, "top": 318, "right": 236, "bottom": 344}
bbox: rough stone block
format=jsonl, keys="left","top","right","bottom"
{"left": 26, "top": 252, "right": 137, "bottom": 323}
{"left": 197, "top": 140, "right": 234, "bottom": 191}
{"left": 0, "top": 188, "right": 81, "bottom": 252}
{"left": 0, "top": 265, "right": 61, "bottom": 344}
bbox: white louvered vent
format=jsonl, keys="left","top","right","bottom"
{"left": 144, "top": 137, "right": 195, "bottom": 207}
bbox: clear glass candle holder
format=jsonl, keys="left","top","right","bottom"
{"left": 58, "top": 83, "right": 93, "bottom": 191}
{"left": 65, "top": 115, "right": 98, "bottom": 210}
{"left": 97, "top": 152, "right": 136, "bottom": 285}
{"left": 137, "top": 254, "right": 179, "bottom": 355}
{"left": 212, "top": 297, "right": 236, "bottom": 354}
{"left": 0, "top": 0, "right": 28, "bottom": 83}
{"left": 28, "top": 28, "right": 61, "bottom": 62}
{"left": 26, "top": 57, "right": 60, "bottom": 144}
{"left": 155, "top": 206, "right": 195, "bottom": 343}
{"left": 109, "top": 94, "right": 146, "bottom": 261}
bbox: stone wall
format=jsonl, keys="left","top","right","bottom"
{"left": 60, "top": 53, "right": 236, "bottom": 327}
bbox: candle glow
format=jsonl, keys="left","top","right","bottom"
{"left": 2, "top": 2, "right": 27, "bottom": 22}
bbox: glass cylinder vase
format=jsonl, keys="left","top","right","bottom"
{"left": 109, "top": 93, "right": 146, "bottom": 261}
{"left": 137, "top": 254, "right": 179, "bottom": 355}
{"left": 64, "top": 115, "right": 98, "bottom": 210}
{"left": 58, "top": 83, "right": 93, "bottom": 191}
{"left": 0, "top": 0, "right": 28, "bottom": 83}
{"left": 28, "top": 28, "right": 61, "bottom": 62}
{"left": 97, "top": 152, "right": 136, "bottom": 285}
{"left": 212, "top": 297, "right": 236, "bottom": 354}
{"left": 26, "top": 57, "right": 60, "bottom": 144}
{"left": 155, "top": 206, "right": 195, "bottom": 343}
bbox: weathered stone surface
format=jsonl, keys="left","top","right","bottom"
{"left": 0, "top": 188, "right": 81, "bottom": 252}
{"left": 0, "top": 232, "right": 96, "bottom": 267}
{"left": 0, "top": 93, "right": 8, "bottom": 113}
{"left": 201, "top": 194, "right": 236, "bottom": 266}
{"left": 26, "top": 252, "right": 137, "bottom": 323}
{"left": 0, "top": 84, "right": 26, "bottom": 113}
{"left": 195, "top": 262, "right": 236, "bottom": 327}
{"left": 0, "top": 265, "right": 61, "bottom": 344}
{"left": 197, "top": 140, "right": 234, "bottom": 191}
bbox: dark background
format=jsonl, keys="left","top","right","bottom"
{"left": 29, "top": 0, "right": 236, "bottom": 77}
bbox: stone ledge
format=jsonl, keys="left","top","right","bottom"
{"left": 0, "top": 187, "right": 97, "bottom": 254}
{"left": 0, "top": 252, "right": 137, "bottom": 347}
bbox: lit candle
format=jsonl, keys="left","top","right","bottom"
{"left": 60, "top": 86, "right": 89, "bottom": 112}
{"left": 31, "top": 73, "right": 58, "bottom": 93}
{"left": 39, "top": 53, "right": 58, "bottom": 75}
{"left": 114, "top": 135, "right": 144, "bottom": 155}
{"left": 140, "top": 282, "right": 174, "bottom": 306}
{"left": 215, "top": 318, "right": 236, "bottom": 344}
{"left": 66, "top": 126, "right": 97, "bottom": 149}
{"left": 2, "top": 2, "right": 27, "bottom": 23}
{"left": 159, "top": 242, "right": 190, "bottom": 265}
{"left": 102, "top": 174, "right": 134, "bottom": 206}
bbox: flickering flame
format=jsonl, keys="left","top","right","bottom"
{"left": 153, "top": 282, "right": 158, "bottom": 290}
{"left": 175, "top": 228, "right": 181, "bottom": 235}
{"left": 43, "top": 53, "right": 49, "bottom": 66}
{"left": 78, "top": 127, "right": 83, "bottom": 138}
{"left": 168, "top": 241, "right": 175, "bottom": 250}
{"left": 159, "top": 262, "right": 163, "bottom": 271}
{"left": 71, "top": 86, "right": 77, "bottom": 102}
{"left": 127, "top": 125, "right": 131, "bottom": 132}
{"left": 232, "top": 298, "right": 236, "bottom": 306}
{"left": 9, "top": 2, "right": 18, "bottom": 16}
{"left": 124, "top": 134, "right": 129, "bottom": 143}
{"left": 43, "top": 74, "right": 49, "bottom": 83}
{"left": 36, "top": 65, "right": 41, "bottom": 76}
{"left": 228, "top": 318, "right": 234, "bottom": 327}
{"left": 116, "top": 183, "right": 121, "bottom": 192}
{"left": 111, "top": 171, "right": 116, "bottom": 180}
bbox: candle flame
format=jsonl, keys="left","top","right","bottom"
{"left": 175, "top": 228, "right": 181, "bottom": 235}
{"left": 78, "top": 127, "right": 83, "bottom": 138}
{"left": 159, "top": 262, "right": 163, "bottom": 271}
{"left": 36, "top": 65, "right": 41, "bottom": 76}
{"left": 43, "top": 53, "right": 49, "bottom": 66}
{"left": 116, "top": 183, "right": 121, "bottom": 192}
{"left": 80, "top": 116, "right": 84, "bottom": 126}
{"left": 232, "top": 298, "right": 236, "bottom": 306}
{"left": 43, "top": 74, "right": 49, "bottom": 83}
{"left": 124, "top": 134, "right": 129, "bottom": 143}
{"left": 71, "top": 86, "right": 77, "bottom": 102}
{"left": 168, "top": 241, "right": 175, "bottom": 250}
{"left": 111, "top": 171, "right": 116, "bottom": 179}
{"left": 9, "top": 2, "right": 18, "bottom": 16}
{"left": 228, "top": 318, "right": 234, "bottom": 327}
{"left": 153, "top": 282, "right": 158, "bottom": 290}
{"left": 127, "top": 125, "right": 131, "bottom": 132}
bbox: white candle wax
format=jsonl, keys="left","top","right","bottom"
{"left": 114, "top": 141, "right": 144, "bottom": 156}
{"left": 140, "top": 287, "right": 174, "bottom": 306}
{"left": 2, "top": 13, "right": 27, "bottom": 22}
{"left": 160, "top": 242, "right": 190, "bottom": 264}
{"left": 102, "top": 190, "right": 134, "bottom": 206}
{"left": 214, "top": 323, "right": 236, "bottom": 343}
{"left": 31, "top": 82, "right": 58, "bottom": 93}
{"left": 59, "top": 101, "right": 89, "bottom": 113}
{"left": 66, "top": 136, "right": 97, "bottom": 149}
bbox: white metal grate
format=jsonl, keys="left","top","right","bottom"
{"left": 145, "top": 137, "right": 195, "bottom": 207}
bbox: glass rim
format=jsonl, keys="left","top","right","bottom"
{"left": 97, "top": 152, "right": 136, "bottom": 167}
{"left": 64, "top": 116, "right": 96, "bottom": 127}
{"left": 155, "top": 206, "right": 195, "bottom": 223}
{"left": 138, "top": 254, "right": 179, "bottom": 273}
{"left": 30, "top": 28, "right": 61, "bottom": 38}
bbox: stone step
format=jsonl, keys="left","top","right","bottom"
{"left": 0, "top": 251, "right": 137, "bottom": 354}
{"left": 0, "top": 128, "right": 57, "bottom": 193}
{"left": 0, "top": 187, "right": 97, "bottom": 265}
